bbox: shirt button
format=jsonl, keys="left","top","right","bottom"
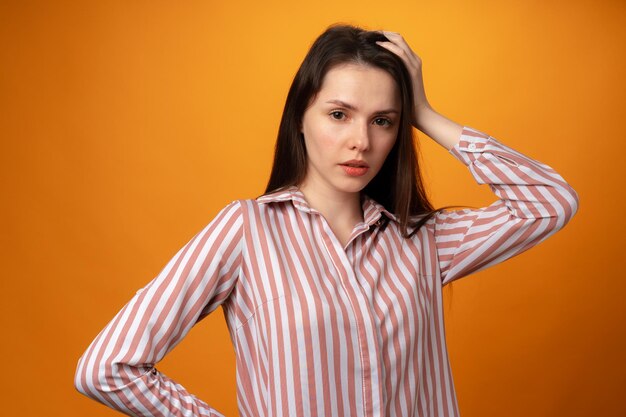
{"left": 468, "top": 143, "right": 477, "bottom": 151}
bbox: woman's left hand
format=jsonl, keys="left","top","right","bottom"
{"left": 375, "top": 31, "right": 431, "bottom": 128}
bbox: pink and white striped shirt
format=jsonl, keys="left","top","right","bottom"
{"left": 75, "top": 126, "right": 579, "bottom": 417}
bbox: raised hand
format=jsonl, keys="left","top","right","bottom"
{"left": 375, "top": 30, "right": 431, "bottom": 128}
{"left": 375, "top": 30, "right": 463, "bottom": 150}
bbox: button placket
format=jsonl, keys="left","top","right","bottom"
{"left": 316, "top": 214, "right": 383, "bottom": 417}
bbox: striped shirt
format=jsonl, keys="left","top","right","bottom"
{"left": 74, "top": 126, "right": 579, "bottom": 417}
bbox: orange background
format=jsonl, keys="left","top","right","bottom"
{"left": 1, "top": 1, "right": 624, "bottom": 416}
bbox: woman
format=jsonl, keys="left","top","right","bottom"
{"left": 74, "top": 24, "right": 579, "bottom": 417}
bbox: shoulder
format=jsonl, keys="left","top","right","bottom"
{"left": 208, "top": 199, "right": 246, "bottom": 228}
{"left": 234, "top": 187, "right": 295, "bottom": 212}
{"left": 218, "top": 196, "right": 283, "bottom": 219}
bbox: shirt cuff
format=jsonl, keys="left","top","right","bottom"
{"left": 448, "top": 126, "right": 492, "bottom": 165}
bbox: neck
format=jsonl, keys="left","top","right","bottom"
{"left": 297, "top": 182, "right": 364, "bottom": 225}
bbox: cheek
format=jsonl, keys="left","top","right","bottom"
{"left": 318, "top": 120, "right": 341, "bottom": 141}
{"left": 307, "top": 123, "right": 341, "bottom": 152}
{"left": 378, "top": 129, "right": 397, "bottom": 148}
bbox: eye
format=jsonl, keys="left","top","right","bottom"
{"left": 374, "top": 117, "right": 392, "bottom": 127}
{"left": 329, "top": 110, "right": 346, "bottom": 120}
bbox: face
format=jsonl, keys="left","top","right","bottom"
{"left": 299, "top": 63, "right": 401, "bottom": 195}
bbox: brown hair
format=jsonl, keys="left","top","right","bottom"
{"left": 261, "top": 23, "right": 469, "bottom": 241}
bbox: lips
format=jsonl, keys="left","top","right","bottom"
{"left": 340, "top": 159, "right": 369, "bottom": 168}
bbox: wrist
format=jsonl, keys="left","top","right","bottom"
{"left": 414, "top": 105, "right": 436, "bottom": 132}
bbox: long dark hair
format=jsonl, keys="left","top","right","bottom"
{"left": 261, "top": 23, "right": 469, "bottom": 242}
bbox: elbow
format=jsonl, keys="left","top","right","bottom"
{"left": 560, "top": 185, "right": 580, "bottom": 224}
{"left": 74, "top": 355, "right": 98, "bottom": 399}
{"left": 74, "top": 352, "right": 113, "bottom": 399}
{"left": 533, "top": 184, "right": 579, "bottom": 225}
{"left": 544, "top": 184, "right": 579, "bottom": 230}
{"left": 74, "top": 368, "right": 94, "bottom": 398}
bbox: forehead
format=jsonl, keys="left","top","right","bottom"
{"left": 316, "top": 63, "right": 401, "bottom": 107}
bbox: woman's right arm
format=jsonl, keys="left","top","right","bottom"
{"left": 74, "top": 200, "right": 244, "bottom": 416}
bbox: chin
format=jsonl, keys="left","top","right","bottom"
{"left": 336, "top": 180, "right": 368, "bottom": 194}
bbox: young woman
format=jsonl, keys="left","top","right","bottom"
{"left": 75, "top": 24, "right": 579, "bottom": 417}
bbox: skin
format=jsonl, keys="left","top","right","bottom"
{"left": 298, "top": 30, "right": 464, "bottom": 248}
{"left": 297, "top": 63, "right": 401, "bottom": 247}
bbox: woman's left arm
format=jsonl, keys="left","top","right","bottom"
{"left": 376, "top": 31, "right": 580, "bottom": 285}
{"left": 429, "top": 125, "right": 579, "bottom": 284}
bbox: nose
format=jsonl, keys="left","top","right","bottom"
{"left": 349, "top": 121, "right": 370, "bottom": 151}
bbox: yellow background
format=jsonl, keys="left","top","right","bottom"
{"left": 1, "top": 1, "right": 624, "bottom": 416}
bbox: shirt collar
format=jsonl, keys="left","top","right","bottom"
{"left": 256, "top": 185, "right": 398, "bottom": 227}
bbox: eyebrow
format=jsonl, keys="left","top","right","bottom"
{"left": 325, "top": 99, "right": 399, "bottom": 115}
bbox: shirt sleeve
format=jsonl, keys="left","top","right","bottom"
{"left": 432, "top": 126, "right": 579, "bottom": 286}
{"left": 74, "top": 199, "right": 244, "bottom": 416}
